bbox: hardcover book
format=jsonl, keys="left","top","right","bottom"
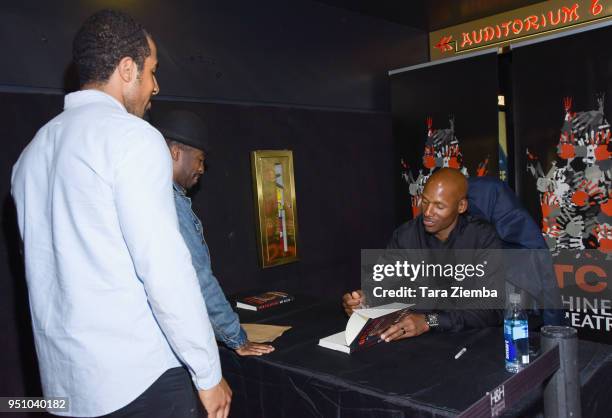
{"left": 236, "top": 291, "right": 294, "bottom": 311}
{"left": 318, "top": 302, "right": 413, "bottom": 354}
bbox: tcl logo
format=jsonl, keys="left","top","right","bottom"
{"left": 555, "top": 264, "right": 607, "bottom": 293}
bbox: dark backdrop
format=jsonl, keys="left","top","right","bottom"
{"left": 0, "top": 0, "right": 426, "bottom": 111}
{"left": 150, "top": 99, "right": 398, "bottom": 296}
{"left": 391, "top": 52, "right": 500, "bottom": 223}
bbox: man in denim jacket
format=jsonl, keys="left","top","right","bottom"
{"left": 155, "top": 109, "right": 274, "bottom": 356}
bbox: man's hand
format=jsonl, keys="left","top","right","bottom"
{"left": 235, "top": 341, "right": 275, "bottom": 356}
{"left": 342, "top": 290, "right": 365, "bottom": 316}
{"left": 380, "top": 314, "right": 429, "bottom": 342}
{"left": 198, "top": 378, "right": 232, "bottom": 418}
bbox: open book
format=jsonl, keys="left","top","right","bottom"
{"left": 318, "top": 302, "right": 413, "bottom": 354}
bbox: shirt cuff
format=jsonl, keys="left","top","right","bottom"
{"left": 192, "top": 365, "right": 222, "bottom": 391}
{"left": 226, "top": 327, "right": 249, "bottom": 350}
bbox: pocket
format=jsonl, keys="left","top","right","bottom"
{"left": 193, "top": 217, "right": 201, "bottom": 232}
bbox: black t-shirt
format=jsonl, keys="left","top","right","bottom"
{"left": 387, "top": 214, "right": 504, "bottom": 332}
{"left": 388, "top": 214, "right": 502, "bottom": 250}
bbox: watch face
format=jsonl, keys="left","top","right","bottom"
{"left": 427, "top": 314, "right": 439, "bottom": 327}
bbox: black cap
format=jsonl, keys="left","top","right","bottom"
{"left": 153, "top": 110, "right": 209, "bottom": 152}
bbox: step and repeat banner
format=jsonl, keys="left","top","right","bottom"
{"left": 513, "top": 25, "right": 612, "bottom": 343}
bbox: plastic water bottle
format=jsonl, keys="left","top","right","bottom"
{"left": 504, "top": 293, "right": 530, "bottom": 373}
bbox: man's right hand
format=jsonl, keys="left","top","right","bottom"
{"left": 235, "top": 341, "right": 275, "bottom": 356}
{"left": 342, "top": 290, "right": 365, "bottom": 316}
{"left": 198, "top": 378, "right": 232, "bottom": 418}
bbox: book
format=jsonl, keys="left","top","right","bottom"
{"left": 318, "top": 302, "right": 413, "bottom": 354}
{"left": 236, "top": 291, "right": 294, "bottom": 311}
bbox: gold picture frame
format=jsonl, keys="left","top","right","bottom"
{"left": 251, "top": 150, "right": 299, "bottom": 268}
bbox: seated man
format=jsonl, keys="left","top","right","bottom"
{"left": 155, "top": 110, "right": 274, "bottom": 356}
{"left": 343, "top": 168, "right": 504, "bottom": 342}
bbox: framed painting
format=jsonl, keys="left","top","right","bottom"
{"left": 251, "top": 150, "right": 299, "bottom": 268}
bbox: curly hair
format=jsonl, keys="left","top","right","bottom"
{"left": 73, "top": 10, "right": 151, "bottom": 87}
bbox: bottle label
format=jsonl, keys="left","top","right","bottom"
{"left": 504, "top": 335, "right": 516, "bottom": 362}
{"left": 512, "top": 324, "right": 528, "bottom": 340}
{"left": 504, "top": 320, "right": 528, "bottom": 363}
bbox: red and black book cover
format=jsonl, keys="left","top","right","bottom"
{"left": 236, "top": 291, "right": 294, "bottom": 311}
{"left": 349, "top": 308, "right": 412, "bottom": 352}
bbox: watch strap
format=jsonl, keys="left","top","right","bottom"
{"left": 425, "top": 313, "right": 439, "bottom": 329}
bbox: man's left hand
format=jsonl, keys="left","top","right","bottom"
{"left": 380, "top": 314, "right": 429, "bottom": 342}
{"left": 235, "top": 341, "right": 275, "bottom": 356}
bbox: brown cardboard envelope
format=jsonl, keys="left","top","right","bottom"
{"left": 241, "top": 323, "right": 292, "bottom": 343}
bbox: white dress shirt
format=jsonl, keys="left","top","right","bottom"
{"left": 11, "top": 90, "right": 221, "bottom": 417}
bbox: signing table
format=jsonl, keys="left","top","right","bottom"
{"left": 220, "top": 297, "right": 612, "bottom": 417}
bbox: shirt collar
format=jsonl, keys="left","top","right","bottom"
{"left": 444, "top": 214, "right": 467, "bottom": 242}
{"left": 173, "top": 182, "right": 187, "bottom": 196}
{"left": 64, "top": 89, "right": 127, "bottom": 112}
{"left": 420, "top": 213, "right": 467, "bottom": 246}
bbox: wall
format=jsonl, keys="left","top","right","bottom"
{"left": 0, "top": 0, "right": 426, "bottom": 110}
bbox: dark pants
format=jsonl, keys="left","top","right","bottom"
{"left": 102, "top": 367, "right": 203, "bottom": 418}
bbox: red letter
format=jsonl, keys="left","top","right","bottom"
{"left": 576, "top": 265, "right": 607, "bottom": 293}
{"left": 541, "top": 13, "right": 547, "bottom": 27}
{"left": 591, "top": 0, "right": 603, "bottom": 16}
{"left": 554, "top": 264, "right": 573, "bottom": 288}
{"left": 501, "top": 21, "right": 512, "bottom": 37}
{"left": 484, "top": 26, "right": 495, "bottom": 41}
{"left": 461, "top": 32, "right": 473, "bottom": 48}
{"left": 495, "top": 25, "right": 502, "bottom": 38}
{"left": 562, "top": 4, "right": 580, "bottom": 23}
{"left": 512, "top": 19, "right": 524, "bottom": 34}
{"left": 472, "top": 29, "right": 483, "bottom": 44}
{"left": 549, "top": 9, "right": 562, "bottom": 25}
{"left": 525, "top": 15, "right": 540, "bottom": 31}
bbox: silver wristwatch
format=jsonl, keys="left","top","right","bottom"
{"left": 425, "top": 313, "right": 439, "bottom": 329}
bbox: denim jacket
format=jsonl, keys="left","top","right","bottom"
{"left": 173, "top": 183, "right": 248, "bottom": 349}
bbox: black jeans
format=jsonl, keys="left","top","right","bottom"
{"left": 102, "top": 367, "right": 203, "bottom": 418}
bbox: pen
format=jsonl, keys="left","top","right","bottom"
{"left": 454, "top": 347, "right": 467, "bottom": 359}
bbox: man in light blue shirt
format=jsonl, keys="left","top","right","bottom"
{"left": 11, "top": 10, "right": 230, "bottom": 418}
{"left": 154, "top": 109, "right": 275, "bottom": 357}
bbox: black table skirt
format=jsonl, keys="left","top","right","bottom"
{"left": 220, "top": 297, "right": 612, "bottom": 417}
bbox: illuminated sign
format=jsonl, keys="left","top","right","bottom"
{"left": 429, "top": 0, "right": 612, "bottom": 60}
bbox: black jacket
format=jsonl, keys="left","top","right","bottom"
{"left": 386, "top": 214, "right": 504, "bottom": 332}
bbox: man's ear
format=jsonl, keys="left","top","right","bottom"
{"left": 117, "top": 56, "right": 136, "bottom": 83}
{"left": 458, "top": 197, "right": 468, "bottom": 214}
{"left": 169, "top": 144, "right": 181, "bottom": 161}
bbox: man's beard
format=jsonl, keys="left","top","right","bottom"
{"left": 124, "top": 99, "right": 147, "bottom": 119}
{"left": 124, "top": 78, "right": 149, "bottom": 118}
